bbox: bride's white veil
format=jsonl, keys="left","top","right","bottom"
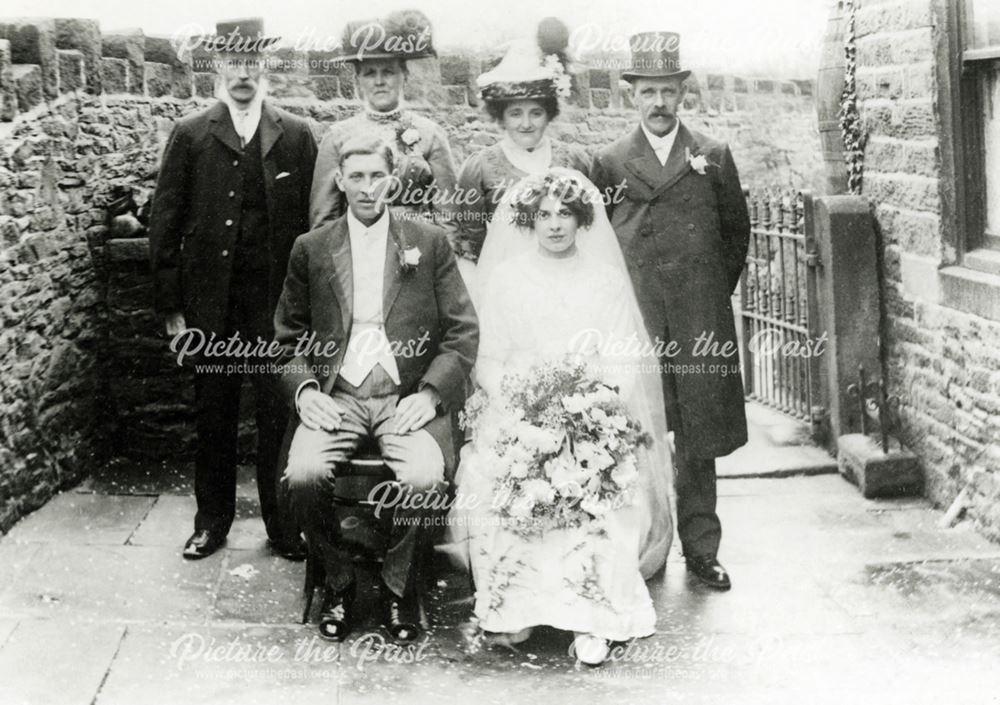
{"left": 476, "top": 167, "right": 674, "bottom": 579}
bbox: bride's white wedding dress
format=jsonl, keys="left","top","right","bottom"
{"left": 445, "top": 168, "right": 675, "bottom": 641}
{"left": 456, "top": 248, "right": 662, "bottom": 639}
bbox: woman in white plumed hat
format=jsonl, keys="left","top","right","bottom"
{"left": 452, "top": 18, "right": 591, "bottom": 298}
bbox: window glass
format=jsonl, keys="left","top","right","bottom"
{"left": 967, "top": 0, "right": 1000, "bottom": 50}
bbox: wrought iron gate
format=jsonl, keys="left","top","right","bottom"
{"left": 737, "top": 190, "right": 825, "bottom": 423}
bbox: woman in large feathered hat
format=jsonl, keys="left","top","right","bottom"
{"left": 452, "top": 18, "right": 590, "bottom": 290}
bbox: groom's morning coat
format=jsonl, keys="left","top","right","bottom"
{"left": 591, "top": 123, "right": 750, "bottom": 458}
{"left": 272, "top": 214, "right": 478, "bottom": 469}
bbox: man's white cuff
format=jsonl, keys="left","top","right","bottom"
{"left": 294, "top": 379, "right": 321, "bottom": 416}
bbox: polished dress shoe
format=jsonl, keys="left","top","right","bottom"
{"left": 318, "top": 583, "right": 355, "bottom": 642}
{"left": 183, "top": 529, "right": 225, "bottom": 559}
{"left": 686, "top": 555, "right": 732, "bottom": 590}
{"left": 380, "top": 588, "right": 421, "bottom": 642}
{"left": 269, "top": 535, "right": 307, "bottom": 561}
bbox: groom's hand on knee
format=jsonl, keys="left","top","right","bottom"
{"left": 392, "top": 388, "right": 439, "bottom": 434}
{"left": 299, "top": 388, "right": 343, "bottom": 432}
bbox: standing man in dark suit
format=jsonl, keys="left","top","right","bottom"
{"left": 590, "top": 32, "right": 750, "bottom": 590}
{"left": 149, "top": 19, "right": 318, "bottom": 560}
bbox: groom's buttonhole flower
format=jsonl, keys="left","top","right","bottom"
{"left": 399, "top": 245, "right": 421, "bottom": 272}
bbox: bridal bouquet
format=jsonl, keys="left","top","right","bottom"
{"left": 460, "top": 358, "right": 650, "bottom": 537}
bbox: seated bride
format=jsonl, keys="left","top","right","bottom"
{"left": 446, "top": 169, "right": 674, "bottom": 666}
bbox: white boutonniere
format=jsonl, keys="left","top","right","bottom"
{"left": 399, "top": 245, "right": 421, "bottom": 272}
{"left": 685, "top": 147, "right": 711, "bottom": 175}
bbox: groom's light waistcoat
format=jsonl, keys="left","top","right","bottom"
{"left": 590, "top": 122, "right": 751, "bottom": 458}
{"left": 272, "top": 212, "right": 479, "bottom": 467}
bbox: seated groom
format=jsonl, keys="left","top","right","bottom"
{"left": 274, "top": 135, "right": 478, "bottom": 643}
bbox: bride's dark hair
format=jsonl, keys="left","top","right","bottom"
{"left": 510, "top": 172, "right": 596, "bottom": 230}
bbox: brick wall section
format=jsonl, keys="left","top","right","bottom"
{"left": 0, "top": 16, "right": 821, "bottom": 534}
{"left": 856, "top": 0, "right": 1000, "bottom": 539}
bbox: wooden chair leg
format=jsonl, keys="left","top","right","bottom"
{"left": 301, "top": 550, "right": 315, "bottom": 625}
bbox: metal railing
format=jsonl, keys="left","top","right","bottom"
{"left": 737, "top": 189, "right": 823, "bottom": 421}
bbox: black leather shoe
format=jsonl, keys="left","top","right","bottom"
{"left": 380, "top": 587, "right": 421, "bottom": 642}
{"left": 183, "top": 529, "right": 225, "bottom": 559}
{"left": 318, "top": 583, "right": 355, "bottom": 642}
{"left": 686, "top": 555, "right": 732, "bottom": 590}
{"left": 269, "top": 535, "right": 308, "bottom": 561}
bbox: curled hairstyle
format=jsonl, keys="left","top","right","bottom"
{"left": 510, "top": 171, "right": 595, "bottom": 230}
{"left": 338, "top": 135, "right": 395, "bottom": 172}
{"left": 484, "top": 96, "right": 560, "bottom": 123}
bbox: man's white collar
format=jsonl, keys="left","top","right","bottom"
{"left": 347, "top": 208, "right": 390, "bottom": 238}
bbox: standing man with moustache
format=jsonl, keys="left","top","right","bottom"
{"left": 149, "top": 18, "right": 318, "bottom": 560}
{"left": 590, "top": 32, "right": 750, "bottom": 591}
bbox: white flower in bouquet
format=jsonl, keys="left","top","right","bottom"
{"left": 508, "top": 460, "right": 530, "bottom": 479}
{"left": 580, "top": 495, "right": 609, "bottom": 518}
{"left": 607, "top": 414, "right": 628, "bottom": 431}
{"left": 546, "top": 458, "right": 587, "bottom": 497}
{"left": 611, "top": 455, "right": 639, "bottom": 488}
{"left": 577, "top": 441, "right": 614, "bottom": 471}
{"left": 509, "top": 495, "right": 535, "bottom": 518}
{"left": 585, "top": 387, "right": 615, "bottom": 405}
{"left": 589, "top": 407, "right": 609, "bottom": 425}
{"left": 522, "top": 478, "right": 556, "bottom": 504}
{"left": 515, "top": 422, "right": 563, "bottom": 454}
{"left": 561, "top": 394, "right": 588, "bottom": 414}
{"left": 505, "top": 442, "right": 535, "bottom": 466}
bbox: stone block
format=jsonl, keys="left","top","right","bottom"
{"left": 0, "top": 18, "right": 58, "bottom": 98}
{"left": 170, "top": 64, "right": 194, "bottom": 99}
{"left": 402, "top": 55, "right": 444, "bottom": 105}
{"left": 193, "top": 72, "right": 215, "bottom": 98}
{"left": 0, "top": 620, "right": 125, "bottom": 705}
{"left": 107, "top": 237, "right": 150, "bottom": 263}
{"left": 56, "top": 48, "right": 85, "bottom": 93}
{"left": 588, "top": 68, "right": 611, "bottom": 90}
{"left": 569, "top": 69, "right": 590, "bottom": 108}
{"left": 439, "top": 54, "right": 476, "bottom": 86}
{"left": 863, "top": 173, "right": 939, "bottom": 212}
{"left": 336, "top": 61, "right": 356, "bottom": 99}
{"left": 142, "top": 34, "right": 180, "bottom": 66}
{"left": 0, "top": 39, "right": 16, "bottom": 120}
{"left": 857, "top": 28, "right": 934, "bottom": 68}
{"left": 0, "top": 214, "right": 19, "bottom": 247}
{"left": 445, "top": 84, "right": 467, "bottom": 106}
{"left": 814, "top": 196, "right": 884, "bottom": 448}
{"left": 753, "top": 78, "right": 775, "bottom": 94}
{"left": 837, "top": 433, "right": 923, "bottom": 498}
{"left": 855, "top": 0, "right": 934, "bottom": 39}
{"left": 11, "top": 63, "right": 42, "bottom": 112}
{"left": 144, "top": 61, "right": 172, "bottom": 97}
{"left": 861, "top": 99, "right": 936, "bottom": 140}
{"left": 607, "top": 68, "right": 623, "bottom": 108}
{"left": 733, "top": 76, "right": 747, "bottom": 93}
{"left": 101, "top": 28, "right": 144, "bottom": 94}
{"left": 305, "top": 50, "right": 340, "bottom": 76}
{"left": 100, "top": 56, "right": 128, "bottom": 93}
{"left": 267, "top": 47, "right": 307, "bottom": 75}
{"left": 54, "top": 17, "right": 102, "bottom": 94}
{"left": 590, "top": 87, "right": 611, "bottom": 109}
{"left": 706, "top": 73, "right": 726, "bottom": 91}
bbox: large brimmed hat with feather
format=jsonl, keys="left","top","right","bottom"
{"left": 334, "top": 9, "right": 437, "bottom": 63}
{"left": 476, "top": 17, "right": 574, "bottom": 103}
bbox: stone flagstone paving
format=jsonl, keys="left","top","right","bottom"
{"left": 1, "top": 462, "right": 999, "bottom": 705}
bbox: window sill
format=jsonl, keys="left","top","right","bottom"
{"left": 939, "top": 262, "right": 1000, "bottom": 321}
